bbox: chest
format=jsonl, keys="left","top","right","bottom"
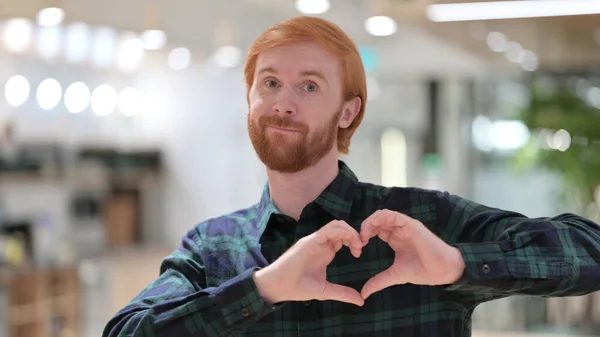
{"left": 238, "top": 283, "right": 470, "bottom": 337}
{"left": 201, "top": 207, "right": 443, "bottom": 288}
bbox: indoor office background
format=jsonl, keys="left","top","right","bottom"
{"left": 0, "top": 0, "right": 599, "bottom": 336}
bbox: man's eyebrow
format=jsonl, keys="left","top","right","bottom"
{"left": 257, "top": 66, "right": 277, "bottom": 75}
{"left": 300, "top": 70, "right": 328, "bottom": 84}
{"left": 256, "top": 67, "right": 328, "bottom": 84}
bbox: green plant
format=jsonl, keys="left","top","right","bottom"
{"left": 513, "top": 76, "right": 600, "bottom": 206}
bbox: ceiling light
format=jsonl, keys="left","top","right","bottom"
{"left": 521, "top": 51, "right": 539, "bottom": 72}
{"left": 295, "top": 0, "right": 330, "bottom": 14}
{"left": 91, "top": 85, "right": 117, "bottom": 116}
{"left": 116, "top": 35, "right": 144, "bottom": 72}
{"left": 36, "top": 7, "right": 65, "bottom": 26}
{"left": 168, "top": 47, "right": 191, "bottom": 70}
{"left": 64, "top": 82, "right": 91, "bottom": 113}
{"left": 36, "top": 78, "right": 62, "bottom": 110}
{"left": 488, "top": 120, "right": 530, "bottom": 151}
{"left": 504, "top": 42, "right": 523, "bottom": 63}
{"left": 553, "top": 129, "right": 571, "bottom": 152}
{"left": 486, "top": 32, "right": 508, "bottom": 52}
{"left": 587, "top": 87, "right": 600, "bottom": 109}
{"left": 2, "top": 19, "right": 33, "bottom": 53}
{"left": 365, "top": 16, "right": 397, "bottom": 37}
{"left": 141, "top": 29, "right": 167, "bottom": 50}
{"left": 427, "top": 0, "right": 600, "bottom": 22}
{"left": 4, "top": 75, "right": 30, "bottom": 107}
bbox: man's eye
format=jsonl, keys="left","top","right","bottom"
{"left": 304, "top": 84, "right": 317, "bottom": 92}
{"left": 265, "top": 80, "right": 279, "bottom": 88}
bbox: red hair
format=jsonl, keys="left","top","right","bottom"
{"left": 243, "top": 16, "right": 367, "bottom": 154}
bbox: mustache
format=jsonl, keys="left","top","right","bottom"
{"left": 259, "top": 115, "right": 308, "bottom": 134}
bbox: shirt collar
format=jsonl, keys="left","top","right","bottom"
{"left": 312, "top": 160, "right": 358, "bottom": 221}
{"left": 256, "top": 184, "right": 280, "bottom": 234}
{"left": 255, "top": 160, "right": 358, "bottom": 230}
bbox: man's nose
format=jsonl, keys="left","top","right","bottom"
{"left": 273, "top": 89, "right": 296, "bottom": 116}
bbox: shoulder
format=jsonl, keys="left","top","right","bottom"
{"left": 191, "top": 204, "right": 261, "bottom": 240}
{"left": 356, "top": 181, "right": 447, "bottom": 208}
{"left": 173, "top": 204, "right": 262, "bottom": 255}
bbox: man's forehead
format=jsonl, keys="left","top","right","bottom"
{"left": 254, "top": 45, "right": 340, "bottom": 80}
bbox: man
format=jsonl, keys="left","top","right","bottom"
{"left": 103, "top": 16, "right": 600, "bottom": 336}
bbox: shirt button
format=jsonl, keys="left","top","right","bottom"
{"left": 303, "top": 301, "right": 312, "bottom": 307}
{"left": 481, "top": 264, "right": 491, "bottom": 274}
{"left": 241, "top": 308, "right": 250, "bottom": 317}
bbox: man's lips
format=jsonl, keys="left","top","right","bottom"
{"left": 268, "top": 125, "right": 302, "bottom": 133}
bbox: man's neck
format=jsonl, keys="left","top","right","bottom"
{"left": 266, "top": 149, "right": 339, "bottom": 221}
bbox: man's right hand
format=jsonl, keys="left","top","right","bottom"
{"left": 253, "top": 220, "right": 364, "bottom": 306}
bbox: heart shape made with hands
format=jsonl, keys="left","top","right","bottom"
{"left": 350, "top": 209, "right": 466, "bottom": 301}
{"left": 253, "top": 209, "right": 466, "bottom": 307}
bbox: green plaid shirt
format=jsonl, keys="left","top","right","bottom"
{"left": 103, "top": 161, "right": 600, "bottom": 337}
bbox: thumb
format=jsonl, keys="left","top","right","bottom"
{"left": 321, "top": 282, "right": 365, "bottom": 307}
{"left": 360, "top": 267, "right": 401, "bottom": 300}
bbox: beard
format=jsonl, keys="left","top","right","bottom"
{"left": 248, "top": 108, "right": 341, "bottom": 173}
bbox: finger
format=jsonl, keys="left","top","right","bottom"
{"left": 319, "top": 221, "right": 362, "bottom": 256}
{"left": 361, "top": 227, "right": 379, "bottom": 247}
{"left": 333, "top": 241, "right": 342, "bottom": 252}
{"left": 377, "top": 228, "right": 392, "bottom": 243}
{"left": 316, "top": 227, "right": 352, "bottom": 245}
{"left": 340, "top": 239, "right": 358, "bottom": 258}
{"left": 384, "top": 211, "right": 417, "bottom": 231}
{"left": 375, "top": 210, "right": 412, "bottom": 231}
{"left": 360, "top": 210, "right": 384, "bottom": 243}
{"left": 372, "top": 210, "right": 395, "bottom": 229}
{"left": 335, "top": 221, "right": 363, "bottom": 252}
{"left": 360, "top": 267, "right": 402, "bottom": 300}
{"left": 316, "top": 227, "right": 358, "bottom": 256}
{"left": 361, "top": 210, "right": 396, "bottom": 243}
{"left": 362, "top": 210, "right": 415, "bottom": 243}
{"left": 321, "top": 282, "right": 365, "bottom": 307}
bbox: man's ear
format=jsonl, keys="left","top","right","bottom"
{"left": 338, "top": 96, "right": 362, "bottom": 129}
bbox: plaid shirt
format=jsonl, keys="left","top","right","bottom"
{"left": 103, "top": 161, "right": 600, "bottom": 337}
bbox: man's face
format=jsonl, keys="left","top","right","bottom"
{"left": 247, "top": 41, "right": 345, "bottom": 173}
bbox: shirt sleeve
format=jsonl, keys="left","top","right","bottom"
{"left": 102, "top": 227, "right": 281, "bottom": 337}
{"left": 436, "top": 191, "right": 600, "bottom": 302}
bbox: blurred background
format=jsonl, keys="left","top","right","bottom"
{"left": 0, "top": 0, "right": 599, "bottom": 336}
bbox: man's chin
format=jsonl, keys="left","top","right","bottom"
{"left": 259, "top": 152, "right": 308, "bottom": 173}
{"left": 264, "top": 161, "right": 306, "bottom": 173}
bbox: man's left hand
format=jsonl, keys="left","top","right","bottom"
{"left": 359, "top": 209, "right": 466, "bottom": 300}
